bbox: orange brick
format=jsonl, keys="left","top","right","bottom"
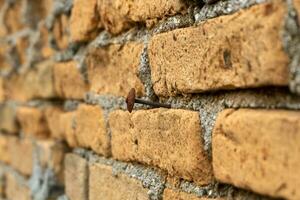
{"left": 2, "top": 2, "right": 23, "bottom": 35}
{"left": 17, "top": 107, "right": 50, "bottom": 139}
{"left": 163, "top": 189, "right": 223, "bottom": 200}
{"left": 75, "top": 104, "right": 110, "bottom": 156}
{"left": 70, "top": 0, "right": 102, "bottom": 42}
{"left": 0, "top": 135, "right": 9, "bottom": 163}
{"left": 86, "top": 43, "right": 145, "bottom": 97}
{"left": 0, "top": 78, "right": 4, "bottom": 102}
{"left": 52, "top": 15, "right": 70, "bottom": 50}
{"left": 109, "top": 109, "right": 212, "bottom": 185}
{"left": 89, "top": 162, "right": 148, "bottom": 200}
{"left": 149, "top": 2, "right": 289, "bottom": 97}
{"left": 53, "top": 61, "right": 89, "bottom": 100}
{"left": 60, "top": 111, "right": 78, "bottom": 148}
{"left": 98, "top": 0, "right": 187, "bottom": 34}
{"left": 5, "top": 172, "right": 31, "bottom": 200}
{"left": 0, "top": 103, "right": 18, "bottom": 134}
{"left": 45, "top": 106, "right": 64, "bottom": 139}
{"left": 65, "top": 153, "right": 88, "bottom": 200}
{"left": 213, "top": 109, "right": 300, "bottom": 199}
{"left": 5, "top": 60, "right": 56, "bottom": 102}
{"left": 294, "top": 0, "right": 300, "bottom": 23}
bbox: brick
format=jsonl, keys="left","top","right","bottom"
{"left": 294, "top": 0, "right": 300, "bottom": 22}
{"left": 17, "top": 106, "right": 50, "bottom": 139}
{"left": 2, "top": 2, "right": 23, "bottom": 35}
{"left": 213, "top": 109, "right": 300, "bottom": 199}
{"left": 0, "top": 78, "right": 4, "bottom": 102}
{"left": 5, "top": 60, "right": 56, "bottom": 101}
{"left": 60, "top": 111, "right": 78, "bottom": 148}
{"left": 109, "top": 109, "right": 212, "bottom": 185}
{"left": 149, "top": 2, "right": 289, "bottom": 97}
{"left": 45, "top": 106, "right": 64, "bottom": 139}
{"left": 7, "top": 137, "right": 33, "bottom": 176}
{"left": 52, "top": 15, "right": 70, "bottom": 50}
{"left": 53, "top": 61, "right": 89, "bottom": 100}
{"left": 89, "top": 162, "right": 148, "bottom": 200}
{"left": 86, "top": 43, "right": 145, "bottom": 97}
{"left": 70, "top": 0, "right": 101, "bottom": 42}
{"left": 163, "top": 189, "right": 222, "bottom": 200}
{"left": 75, "top": 104, "right": 110, "bottom": 156}
{"left": 65, "top": 153, "right": 88, "bottom": 200}
{"left": 5, "top": 172, "right": 31, "bottom": 200}
{"left": 0, "top": 42, "right": 11, "bottom": 74}
{"left": 98, "top": 0, "right": 187, "bottom": 34}
{"left": 0, "top": 103, "right": 18, "bottom": 134}
{"left": 0, "top": 135, "right": 9, "bottom": 163}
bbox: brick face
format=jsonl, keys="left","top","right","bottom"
{"left": 213, "top": 109, "right": 300, "bottom": 200}
{"left": 0, "top": 103, "right": 18, "bottom": 134}
{"left": 89, "top": 162, "right": 148, "bottom": 200}
{"left": 75, "top": 104, "right": 110, "bottom": 156}
{"left": 5, "top": 173, "right": 31, "bottom": 200}
{"left": 149, "top": 2, "right": 289, "bottom": 97}
{"left": 163, "top": 189, "right": 221, "bottom": 200}
{"left": 65, "top": 153, "right": 88, "bottom": 200}
{"left": 109, "top": 109, "right": 212, "bottom": 185}
{"left": 86, "top": 43, "right": 145, "bottom": 97}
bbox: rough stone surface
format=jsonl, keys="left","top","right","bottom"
{"left": 163, "top": 189, "right": 221, "bottom": 200}
{"left": 5, "top": 60, "right": 56, "bottom": 101}
{"left": 109, "top": 109, "right": 212, "bottom": 185}
{"left": 86, "top": 42, "right": 145, "bottom": 97}
{"left": 65, "top": 153, "right": 88, "bottom": 200}
{"left": 0, "top": 103, "right": 18, "bottom": 134}
{"left": 5, "top": 172, "right": 31, "bottom": 200}
{"left": 0, "top": 78, "right": 4, "bottom": 102}
{"left": 97, "top": 0, "right": 187, "bottom": 34}
{"left": 89, "top": 162, "right": 149, "bottom": 200}
{"left": 70, "top": 0, "right": 102, "bottom": 42}
{"left": 17, "top": 106, "right": 49, "bottom": 139}
{"left": 213, "top": 109, "right": 300, "bottom": 200}
{"left": 293, "top": 0, "right": 300, "bottom": 22}
{"left": 44, "top": 106, "right": 64, "bottom": 139}
{"left": 60, "top": 111, "right": 78, "bottom": 148}
{"left": 0, "top": 135, "right": 10, "bottom": 164}
{"left": 149, "top": 2, "right": 289, "bottom": 96}
{"left": 75, "top": 104, "right": 110, "bottom": 156}
{"left": 53, "top": 61, "right": 89, "bottom": 100}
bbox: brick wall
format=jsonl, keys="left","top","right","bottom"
{"left": 0, "top": 0, "right": 300, "bottom": 199}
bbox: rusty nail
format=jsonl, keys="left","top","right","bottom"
{"left": 126, "top": 88, "right": 171, "bottom": 113}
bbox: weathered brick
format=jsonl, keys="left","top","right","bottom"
{"left": 0, "top": 135, "right": 9, "bottom": 163}
{"left": 5, "top": 172, "right": 31, "bottom": 200}
{"left": 75, "top": 104, "right": 110, "bottom": 156}
{"left": 213, "top": 109, "right": 300, "bottom": 199}
{"left": 52, "top": 15, "right": 70, "bottom": 50}
{"left": 45, "top": 106, "right": 64, "bottom": 139}
{"left": 65, "top": 153, "right": 88, "bottom": 200}
{"left": 2, "top": 2, "right": 23, "bottom": 35}
{"left": 0, "top": 103, "right": 18, "bottom": 134}
{"left": 294, "top": 0, "right": 300, "bottom": 22}
{"left": 5, "top": 60, "right": 56, "bottom": 101}
{"left": 89, "top": 162, "right": 148, "bottom": 200}
{"left": 17, "top": 106, "right": 50, "bottom": 139}
{"left": 70, "top": 0, "right": 101, "bottom": 42}
{"left": 163, "top": 189, "right": 222, "bottom": 200}
{"left": 60, "top": 111, "right": 78, "bottom": 148}
{"left": 53, "top": 61, "right": 89, "bottom": 100}
{"left": 149, "top": 2, "right": 289, "bottom": 97}
{"left": 97, "top": 0, "right": 187, "bottom": 34}
{"left": 86, "top": 43, "right": 145, "bottom": 97}
{"left": 109, "top": 109, "right": 212, "bottom": 185}
{"left": 0, "top": 78, "right": 4, "bottom": 102}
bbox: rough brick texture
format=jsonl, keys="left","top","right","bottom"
{"left": 109, "top": 109, "right": 212, "bottom": 185}
{"left": 89, "top": 162, "right": 148, "bottom": 200}
{"left": 163, "top": 189, "right": 221, "bottom": 200}
{"left": 86, "top": 43, "right": 145, "bottom": 97}
{"left": 149, "top": 2, "right": 289, "bottom": 96}
{"left": 5, "top": 173, "right": 31, "bottom": 200}
{"left": 213, "top": 109, "right": 300, "bottom": 199}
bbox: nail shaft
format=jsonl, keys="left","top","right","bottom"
{"left": 135, "top": 99, "right": 171, "bottom": 108}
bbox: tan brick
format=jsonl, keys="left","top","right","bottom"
{"left": 7, "top": 137, "right": 33, "bottom": 176}
{"left": 65, "top": 153, "right": 88, "bottom": 200}
{"left": 5, "top": 60, "right": 56, "bottom": 101}
{"left": 0, "top": 135, "right": 9, "bottom": 163}
{"left": 53, "top": 61, "right": 89, "bottom": 100}
{"left": 0, "top": 78, "right": 4, "bottom": 102}
{"left": 89, "top": 162, "right": 148, "bottom": 200}
{"left": 60, "top": 111, "right": 78, "bottom": 148}
{"left": 70, "top": 0, "right": 101, "bottom": 42}
{"left": 109, "top": 109, "right": 212, "bottom": 185}
{"left": 213, "top": 109, "right": 300, "bottom": 200}
{"left": 0, "top": 103, "right": 18, "bottom": 134}
{"left": 53, "top": 15, "right": 70, "bottom": 50}
{"left": 86, "top": 43, "right": 145, "bottom": 97}
{"left": 163, "top": 189, "right": 222, "bottom": 200}
{"left": 5, "top": 172, "right": 31, "bottom": 200}
{"left": 98, "top": 0, "right": 187, "bottom": 34}
{"left": 0, "top": 42, "right": 11, "bottom": 74}
{"left": 75, "top": 104, "right": 109, "bottom": 156}
{"left": 45, "top": 106, "right": 64, "bottom": 139}
{"left": 149, "top": 2, "right": 289, "bottom": 97}
{"left": 17, "top": 106, "right": 50, "bottom": 139}
{"left": 3, "top": 2, "right": 23, "bottom": 35}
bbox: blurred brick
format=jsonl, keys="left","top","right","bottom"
{"left": 52, "top": 15, "right": 70, "bottom": 50}
{"left": 60, "top": 111, "right": 78, "bottom": 148}
{"left": 45, "top": 106, "right": 64, "bottom": 139}
{"left": 75, "top": 104, "right": 110, "bottom": 156}
{"left": 53, "top": 61, "right": 89, "bottom": 100}
{"left": 149, "top": 2, "right": 289, "bottom": 96}
{"left": 0, "top": 78, "right": 4, "bottom": 102}
{"left": 213, "top": 109, "right": 300, "bottom": 199}
{"left": 89, "top": 162, "right": 148, "bottom": 200}
{"left": 109, "top": 109, "right": 212, "bottom": 185}
{"left": 0, "top": 135, "right": 9, "bottom": 164}
{"left": 65, "top": 153, "right": 88, "bottom": 200}
{"left": 163, "top": 189, "right": 223, "bottom": 200}
{"left": 5, "top": 172, "right": 31, "bottom": 200}
{"left": 86, "top": 43, "right": 145, "bottom": 97}
{"left": 0, "top": 103, "right": 18, "bottom": 134}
